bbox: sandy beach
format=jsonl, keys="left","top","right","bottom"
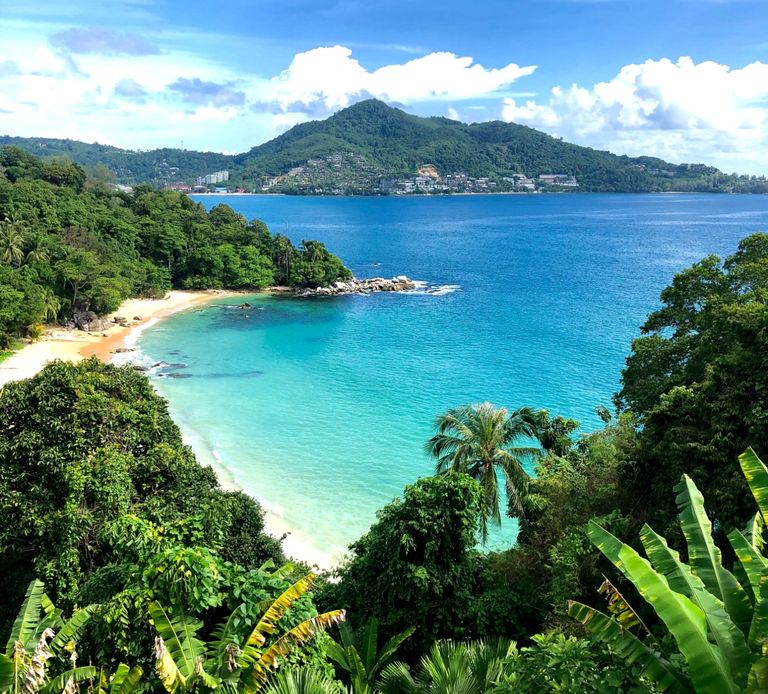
{"left": 0, "top": 290, "right": 219, "bottom": 389}
{"left": 0, "top": 288, "right": 337, "bottom": 570}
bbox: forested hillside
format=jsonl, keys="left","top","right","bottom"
{"left": 0, "top": 145, "right": 350, "bottom": 345}
{"left": 2, "top": 233, "right": 768, "bottom": 691}
{"left": 5, "top": 100, "right": 767, "bottom": 193}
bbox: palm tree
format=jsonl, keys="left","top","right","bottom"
{"left": 301, "top": 240, "right": 325, "bottom": 265}
{"left": 327, "top": 618, "right": 415, "bottom": 693}
{"left": 24, "top": 236, "right": 49, "bottom": 265}
{"left": 41, "top": 289, "right": 61, "bottom": 322}
{"left": 379, "top": 639, "right": 512, "bottom": 693}
{"left": 425, "top": 402, "right": 542, "bottom": 542}
{"left": 0, "top": 217, "right": 25, "bottom": 267}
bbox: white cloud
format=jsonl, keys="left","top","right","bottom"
{"left": 502, "top": 57, "right": 768, "bottom": 173}
{"left": 260, "top": 46, "right": 536, "bottom": 114}
{"left": 0, "top": 32, "right": 536, "bottom": 151}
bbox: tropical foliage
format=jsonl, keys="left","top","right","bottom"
{"left": 327, "top": 618, "right": 414, "bottom": 693}
{"left": 570, "top": 448, "right": 768, "bottom": 693}
{"left": 0, "top": 145, "right": 350, "bottom": 345}
{"left": 0, "top": 579, "right": 137, "bottom": 694}
{"left": 149, "top": 573, "right": 345, "bottom": 693}
{"left": 425, "top": 402, "right": 542, "bottom": 541}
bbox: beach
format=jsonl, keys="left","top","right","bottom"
{"left": 0, "top": 288, "right": 337, "bottom": 570}
{"left": 0, "top": 290, "right": 219, "bottom": 389}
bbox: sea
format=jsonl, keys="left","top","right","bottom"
{"left": 131, "top": 193, "right": 768, "bottom": 562}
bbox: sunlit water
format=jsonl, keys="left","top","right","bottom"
{"left": 133, "top": 193, "right": 768, "bottom": 560}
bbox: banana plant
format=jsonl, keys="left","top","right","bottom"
{"left": 326, "top": 618, "right": 414, "bottom": 693}
{"left": 0, "top": 580, "right": 100, "bottom": 694}
{"left": 568, "top": 447, "right": 768, "bottom": 693}
{"left": 150, "top": 572, "right": 345, "bottom": 693}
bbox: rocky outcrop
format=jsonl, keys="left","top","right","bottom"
{"left": 73, "top": 310, "right": 109, "bottom": 332}
{"left": 296, "top": 276, "right": 417, "bottom": 297}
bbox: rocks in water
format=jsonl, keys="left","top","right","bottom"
{"left": 114, "top": 347, "right": 136, "bottom": 354}
{"left": 297, "top": 276, "right": 417, "bottom": 297}
{"left": 238, "top": 302, "right": 252, "bottom": 309}
{"left": 73, "top": 310, "right": 108, "bottom": 331}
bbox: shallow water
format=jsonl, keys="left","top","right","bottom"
{"left": 136, "top": 193, "right": 768, "bottom": 559}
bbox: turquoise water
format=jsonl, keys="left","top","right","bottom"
{"left": 137, "top": 193, "right": 768, "bottom": 559}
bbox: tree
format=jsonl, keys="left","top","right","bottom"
{"left": 0, "top": 215, "right": 24, "bottom": 267}
{"left": 322, "top": 475, "right": 481, "bottom": 656}
{"left": 24, "top": 236, "right": 49, "bottom": 266}
{"left": 569, "top": 448, "right": 768, "bottom": 693}
{"left": 0, "top": 359, "right": 280, "bottom": 618}
{"left": 425, "top": 403, "right": 542, "bottom": 542}
{"left": 616, "top": 233, "right": 768, "bottom": 536}
{"left": 149, "top": 573, "right": 345, "bottom": 693}
{"left": 326, "top": 618, "right": 414, "bottom": 693}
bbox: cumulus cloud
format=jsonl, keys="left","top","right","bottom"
{"left": 167, "top": 77, "right": 246, "bottom": 108}
{"left": 49, "top": 27, "right": 160, "bottom": 56}
{"left": 501, "top": 57, "right": 768, "bottom": 170}
{"left": 258, "top": 46, "right": 537, "bottom": 116}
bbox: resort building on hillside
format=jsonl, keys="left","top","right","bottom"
{"left": 538, "top": 174, "right": 579, "bottom": 187}
{"left": 197, "top": 170, "right": 230, "bottom": 185}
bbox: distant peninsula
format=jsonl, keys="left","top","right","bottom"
{"left": 3, "top": 99, "right": 767, "bottom": 194}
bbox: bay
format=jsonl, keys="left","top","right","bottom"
{"left": 136, "top": 193, "right": 768, "bottom": 561}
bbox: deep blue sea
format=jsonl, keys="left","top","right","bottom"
{"left": 135, "top": 193, "right": 768, "bottom": 562}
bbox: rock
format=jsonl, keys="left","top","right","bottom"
{"left": 294, "top": 275, "right": 418, "bottom": 297}
{"left": 73, "top": 310, "right": 108, "bottom": 332}
{"left": 113, "top": 316, "right": 127, "bottom": 324}
{"left": 114, "top": 347, "right": 136, "bottom": 354}
{"left": 238, "top": 303, "right": 252, "bottom": 309}
{"left": 133, "top": 315, "right": 142, "bottom": 321}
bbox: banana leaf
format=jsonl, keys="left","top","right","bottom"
{"left": 674, "top": 475, "right": 752, "bottom": 636}
{"left": 567, "top": 601, "right": 690, "bottom": 693}
{"left": 588, "top": 521, "right": 739, "bottom": 694}
{"left": 641, "top": 524, "right": 750, "bottom": 690}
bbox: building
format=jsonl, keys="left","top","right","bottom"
{"left": 538, "top": 174, "right": 579, "bottom": 187}
{"left": 196, "top": 170, "right": 230, "bottom": 186}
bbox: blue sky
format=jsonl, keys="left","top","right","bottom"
{"left": 1, "top": 0, "right": 767, "bottom": 172}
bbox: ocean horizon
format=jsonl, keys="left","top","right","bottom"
{"left": 130, "top": 193, "right": 768, "bottom": 563}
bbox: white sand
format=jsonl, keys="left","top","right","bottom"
{"left": 0, "top": 289, "right": 339, "bottom": 570}
{"left": 0, "top": 291, "right": 218, "bottom": 388}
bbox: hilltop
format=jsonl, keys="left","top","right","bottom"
{"left": 3, "top": 100, "right": 766, "bottom": 193}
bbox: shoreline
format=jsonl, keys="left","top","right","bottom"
{"left": 0, "top": 288, "right": 338, "bottom": 571}
{"left": 0, "top": 290, "right": 225, "bottom": 389}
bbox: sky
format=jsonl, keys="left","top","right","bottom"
{"left": 1, "top": 0, "right": 767, "bottom": 173}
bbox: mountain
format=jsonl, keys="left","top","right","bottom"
{"left": 0, "top": 136, "right": 230, "bottom": 185}
{"left": 3, "top": 100, "right": 766, "bottom": 193}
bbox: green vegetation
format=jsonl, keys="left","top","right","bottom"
{"left": 570, "top": 448, "right": 768, "bottom": 693}
{"left": 5, "top": 101, "right": 767, "bottom": 193}
{"left": 0, "top": 146, "right": 350, "bottom": 346}
{"left": 425, "top": 402, "right": 542, "bottom": 542}
{"left": 2, "top": 158, "right": 768, "bottom": 691}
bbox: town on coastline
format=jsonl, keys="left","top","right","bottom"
{"left": 162, "top": 156, "right": 579, "bottom": 196}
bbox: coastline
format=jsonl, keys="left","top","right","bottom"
{"left": 0, "top": 290, "right": 221, "bottom": 389}
{"left": 0, "top": 288, "right": 338, "bottom": 571}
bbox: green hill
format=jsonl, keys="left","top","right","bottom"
{"left": 3, "top": 100, "right": 766, "bottom": 193}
